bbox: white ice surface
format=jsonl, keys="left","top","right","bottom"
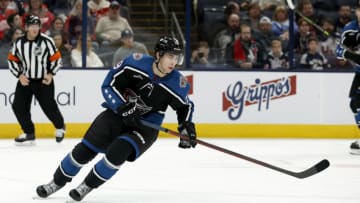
{"left": 0, "top": 138, "right": 359, "bottom": 203}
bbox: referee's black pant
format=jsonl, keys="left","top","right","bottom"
{"left": 12, "top": 79, "right": 65, "bottom": 135}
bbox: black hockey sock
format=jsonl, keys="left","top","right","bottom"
{"left": 84, "top": 139, "right": 134, "bottom": 188}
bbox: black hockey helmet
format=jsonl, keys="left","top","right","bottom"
{"left": 154, "top": 36, "right": 184, "bottom": 65}
{"left": 25, "top": 15, "right": 41, "bottom": 26}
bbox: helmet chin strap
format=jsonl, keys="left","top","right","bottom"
{"left": 155, "top": 57, "right": 167, "bottom": 75}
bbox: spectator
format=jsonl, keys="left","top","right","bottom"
{"left": 272, "top": 5, "right": 298, "bottom": 40}
{"left": 294, "top": 18, "right": 316, "bottom": 54}
{"left": 6, "top": 13, "right": 22, "bottom": 29}
{"left": 335, "top": 5, "right": 352, "bottom": 36}
{"left": 112, "top": 29, "right": 149, "bottom": 65}
{"left": 318, "top": 17, "right": 337, "bottom": 55}
{"left": 95, "top": 1, "right": 132, "bottom": 45}
{"left": 71, "top": 34, "right": 104, "bottom": 68}
{"left": 64, "top": 0, "right": 96, "bottom": 46}
{"left": 300, "top": 37, "right": 330, "bottom": 70}
{"left": 0, "top": 26, "right": 23, "bottom": 67}
{"left": 253, "top": 16, "right": 278, "bottom": 53}
{"left": 23, "top": 0, "right": 55, "bottom": 33}
{"left": 0, "top": 0, "right": 18, "bottom": 40}
{"left": 257, "top": 0, "right": 285, "bottom": 12}
{"left": 213, "top": 13, "right": 240, "bottom": 64}
{"left": 46, "top": 16, "right": 68, "bottom": 41}
{"left": 242, "top": 2, "right": 263, "bottom": 33}
{"left": 233, "top": 23, "right": 265, "bottom": 69}
{"left": 191, "top": 41, "right": 211, "bottom": 65}
{"left": 88, "top": 0, "right": 110, "bottom": 21}
{"left": 296, "top": 0, "right": 321, "bottom": 32}
{"left": 224, "top": 1, "right": 240, "bottom": 20}
{"left": 51, "top": 31, "right": 72, "bottom": 67}
{"left": 264, "top": 39, "right": 289, "bottom": 69}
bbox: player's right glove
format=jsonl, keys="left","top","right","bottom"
{"left": 178, "top": 121, "right": 197, "bottom": 149}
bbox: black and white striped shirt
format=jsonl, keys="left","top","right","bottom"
{"left": 8, "top": 33, "right": 62, "bottom": 79}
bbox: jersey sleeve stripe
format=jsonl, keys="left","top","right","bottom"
{"left": 159, "top": 83, "right": 187, "bottom": 104}
{"left": 123, "top": 66, "right": 149, "bottom": 77}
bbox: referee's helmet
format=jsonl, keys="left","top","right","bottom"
{"left": 25, "top": 15, "right": 41, "bottom": 26}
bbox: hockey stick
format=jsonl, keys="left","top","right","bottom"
{"left": 285, "top": 0, "right": 329, "bottom": 36}
{"left": 141, "top": 120, "right": 330, "bottom": 179}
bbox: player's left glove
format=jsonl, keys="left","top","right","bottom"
{"left": 178, "top": 121, "right": 197, "bottom": 149}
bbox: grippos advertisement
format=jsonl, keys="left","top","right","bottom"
{"left": 0, "top": 70, "right": 355, "bottom": 125}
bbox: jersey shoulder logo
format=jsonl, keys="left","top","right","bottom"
{"left": 132, "top": 53, "right": 143, "bottom": 60}
{"left": 179, "top": 75, "right": 187, "bottom": 88}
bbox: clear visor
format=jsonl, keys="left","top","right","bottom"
{"left": 177, "top": 54, "right": 184, "bottom": 66}
{"left": 163, "top": 51, "right": 184, "bottom": 66}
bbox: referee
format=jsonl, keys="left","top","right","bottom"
{"left": 8, "top": 15, "right": 66, "bottom": 145}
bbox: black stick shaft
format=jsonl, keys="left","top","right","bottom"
{"left": 141, "top": 120, "right": 329, "bottom": 179}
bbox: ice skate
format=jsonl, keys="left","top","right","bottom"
{"left": 69, "top": 182, "right": 93, "bottom": 201}
{"left": 55, "top": 127, "right": 66, "bottom": 143}
{"left": 36, "top": 180, "right": 64, "bottom": 198}
{"left": 350, "top": 140, "right": 360, "bottom": 155}
{"left": 14, "top": 133, "right": 35, "bottom": 146}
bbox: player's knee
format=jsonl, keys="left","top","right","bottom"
{"left": 72, "top": 142, "right": 97, "bottom": 164}
{"left": 106, "top": 139, "right": 134, "bottom": 166}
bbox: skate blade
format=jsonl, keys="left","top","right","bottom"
{"left": 350, "top": 149, "right": 360, "bottom": 155}
{"left": 14, "top": 140, "right": 36, "bottom": 146}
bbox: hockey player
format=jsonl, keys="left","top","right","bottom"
{"left": 36, "top": 36, "right": 197, "bottom": 201}
{"left": 336, "top": 2, "right": 360, "bottom": 155}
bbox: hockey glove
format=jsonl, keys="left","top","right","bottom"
{"left": 344, "top": 51, "right": 360, "bottom": 65}
{"left": 178, "top": 121, "right": 197, "bottom": 149}
{"left": 117, "top": 101, "right": 142, "bottom": 127}
{"left": 342, "top": 30, "right": 360, "bottom": 49}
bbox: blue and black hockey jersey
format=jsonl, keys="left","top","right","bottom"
{"left": 101, "top": 53, "right": 194, "bottom": 126}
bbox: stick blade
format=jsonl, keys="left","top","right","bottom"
{"left": 295, "top": 159, "right": 330, "bottom": 179}
{"left": 315, "top": 159, "right": 330, "bottom": 172}
{"left": 286, "top": 0, "right": 295, "bottom": 10}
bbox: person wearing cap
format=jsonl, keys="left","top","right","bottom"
{"left": 95, "top": 0, "right": 132, "bottom": 45}
{"left": 336, "top": 2, "right": 360, "bottom": 155}
{"left": 253, "top": 16, "right": 278, "bottom": 53}
{"left": 7, "top": 15, "right": 66, "bottom": 145}
{"left": 112, "top": 28, "right": 148, "bottom": 65}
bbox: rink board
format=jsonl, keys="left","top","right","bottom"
{"left": 0, "top": 69, "right": 359, "bottom": 138}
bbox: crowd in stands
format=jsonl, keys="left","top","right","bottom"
{"left": 0, "top": 0, "right": 145, "bottom": 68}
{"left": 0, "top": 0, "right": 358, "bottom": 70}
{"left": 193, "top": 0, "right": 358, "bottom": 70}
